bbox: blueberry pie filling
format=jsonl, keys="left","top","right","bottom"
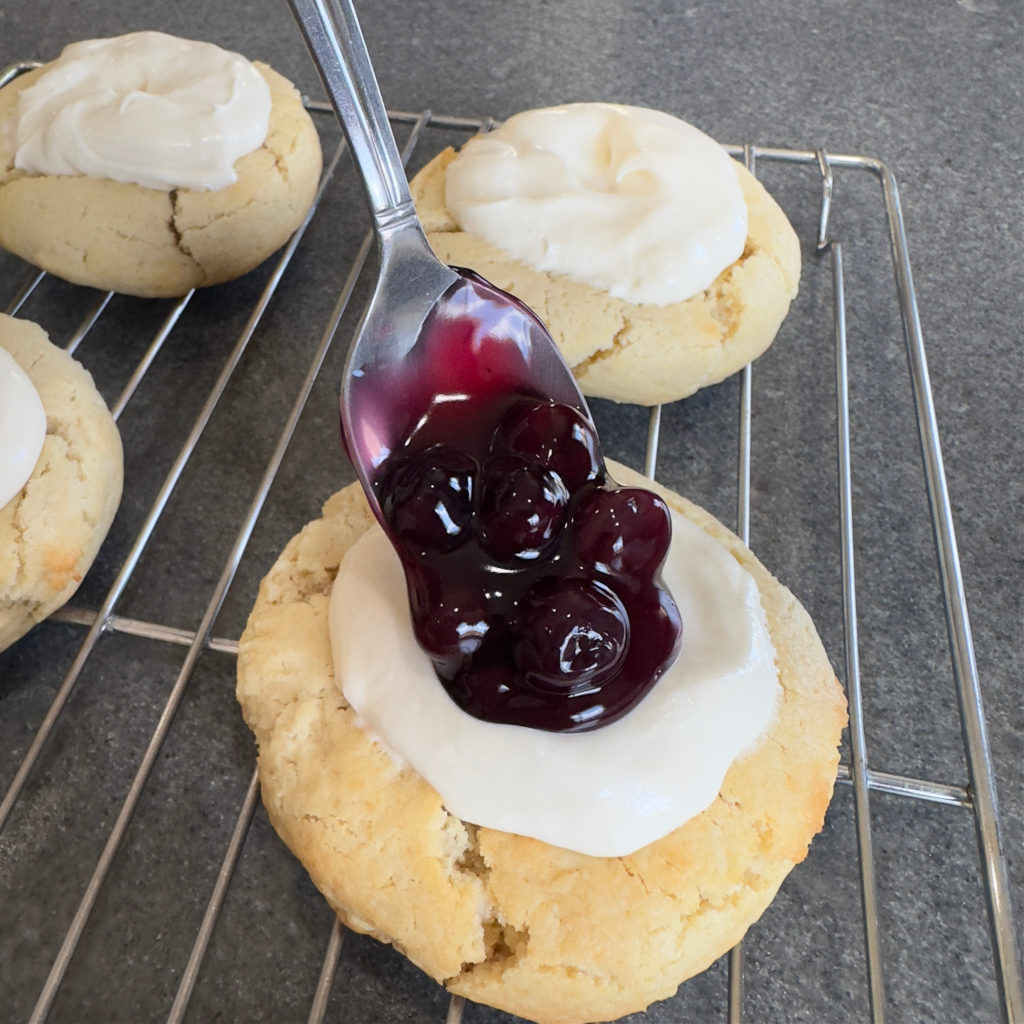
{"left": 372, "top": 377, "right": 681, "bottom": 733}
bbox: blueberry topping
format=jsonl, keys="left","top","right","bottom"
{"left": 515, "top": 576, "right": 628, "bottom": 692}
{"left": 381, "top": 445, "right": 476, "bottom": 555}
{"left": 490, "top": 397, "right": 605, "bottom": 490}
{"left": 478, "top": 456, "right": 570, "bottom": 562}
{"left": 370, "top": 365, "right": 681, "bottom": 732}
{"left": 572, "top": 485, "right": 673, "bottom": 583}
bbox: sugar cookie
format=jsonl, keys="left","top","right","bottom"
{"left": 410, "top": 109, "right": 801, "bottom": 406}
{"left": 0, "top": 314, "right": 122, "bottom": 651}
{"left": 236, "top": 466, "right": 845, "bottom": 1024}
{"left": 0, "top": 33, "right": 322, "bottom": 298}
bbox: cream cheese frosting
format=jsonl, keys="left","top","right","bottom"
{"left": 13, "top": 31, "right": 272, "bottom": 191}
{"left": 330, "top": 506, "right": 780, "bottom": 857}
{"left": 0, "top": 346, "right": 46, "bottom": 509}
{"left": 444, "top": 102, "right": 748, "bottom": 306}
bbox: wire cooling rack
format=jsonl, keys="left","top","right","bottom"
{"left": 0, "top": 66, "right": 1020, "bottom": 1024}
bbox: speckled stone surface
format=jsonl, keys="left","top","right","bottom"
{"left": 0, "top": 2, "right": 1020, "bottom": 1022}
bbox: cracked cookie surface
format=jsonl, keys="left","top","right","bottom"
{"left": 235, "top": 465, "right": 846, "bottom": 1024}
{"left": 0, "top": 62, "right": 321, "bottom": 298}
{"left": 0, "top": 314, "right": 122, "bottom": 652}
{"left": 410, "top": 148, "right": 801, "bottom": 406}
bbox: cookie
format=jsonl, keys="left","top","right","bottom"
{"left": 0, "top": 314, "right": 123, "bottom": 652}
{"left": 410, "top": 145, "right": 801, "bottom": 406}
{"left": 236, "top": 465, "right": 846, "bottom": 1024}
{"left": 0, "top": 48, "right": 322, "bottom": 298}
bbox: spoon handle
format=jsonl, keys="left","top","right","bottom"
{"left": 287, "top": 0, "right": 415, "bottom": 227}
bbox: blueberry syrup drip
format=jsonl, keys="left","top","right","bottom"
{"left": 349, "top": 271, "right": 682, "bottom": 733}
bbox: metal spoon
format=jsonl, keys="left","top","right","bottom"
{"left": 285, "top": 0, "right": 593, "bottom": 522}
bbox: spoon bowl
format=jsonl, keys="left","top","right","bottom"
{"left": 286, "top": 0, "right": 593, "bottom": 523}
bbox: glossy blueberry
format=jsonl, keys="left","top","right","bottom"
{"left": 490, "top": 398, "right": 604, "bottom": 489}
{"left": 381, "top": 444, "right": 477, "bottom": 554}
{"left": 411, "top": 589, "right": 494, "bottom": 681}
{"left": 477, "top": 456, "right": 570, "bottom": 561}
{"left": 515, "top": 576, "right": 629, "bottom": 691}
{"left": 572, "top": 485, "right": 673, "bottom": 582}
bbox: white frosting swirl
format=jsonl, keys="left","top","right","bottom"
{"left": 14, "top": 31, "right": 272, "bottom": 191}
{"left": 0, "top": 347, "right": 46, "bottom": 509}
{"left": 329, "top": 507, "right": 779, "bottom": 857}
{"left": 444, "top": 103, "right": 748, "bottom": 306}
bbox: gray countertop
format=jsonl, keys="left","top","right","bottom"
{"left": 1, "top": 2, "right": 1021, "bottom": 1022}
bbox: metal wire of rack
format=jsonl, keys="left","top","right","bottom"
{"left": 0, "top": 72, "right": 1020, "bottom": 1023}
